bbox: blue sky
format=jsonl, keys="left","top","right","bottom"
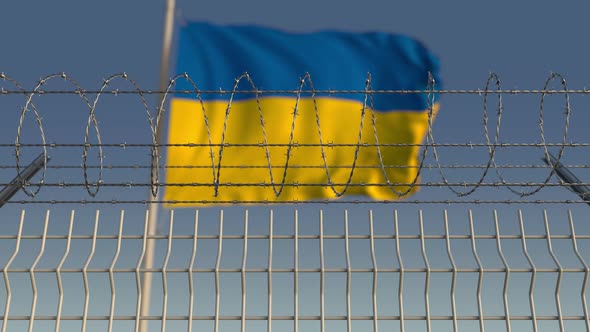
{"left": 2, "top": 1, "right": 590, "bottom": 331}
{"left": 3, "top": 0, "right": 590, "bottom": 85}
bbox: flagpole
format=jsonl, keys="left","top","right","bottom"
{"left": 140, "top": 0, "right": 176, "bottom": 331}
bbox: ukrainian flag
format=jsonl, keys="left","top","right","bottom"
{"left": 164, "top": 22, "right": 440, "bottom": 205}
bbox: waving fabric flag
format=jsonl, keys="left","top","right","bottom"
{"left": 164, "top": 21, "right": 440, "bottom": 205}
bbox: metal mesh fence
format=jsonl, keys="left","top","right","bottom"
{"left": 1, "top": 208, "right": 590, "bottom": 332}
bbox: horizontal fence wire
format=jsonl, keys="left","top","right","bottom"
{"left": 3, "top": 72, "right": 590, "bottom": 332}
{"left": 1, "top": 72, "right": 589, "bottom": 204}
{"left": 0, "top": 208, "right": 589, "bottom": 332}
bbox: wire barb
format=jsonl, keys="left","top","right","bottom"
{"left": 0, "top": 72, "right": 587, "bottom": 204}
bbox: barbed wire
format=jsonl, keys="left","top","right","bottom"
{"left": 2, "top": 163, "right": 590, "bottom": 169}
{"left": 2, "top": 143, "right": 589, "bottom": 147}
{"left": 1, "top": 72, "right": 585, "bottom": 203}
{"left": 3, "top": 181, "right": 590, "bottom": 187}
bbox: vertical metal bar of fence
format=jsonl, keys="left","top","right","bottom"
{"left": 108, "top": 211, "right": 124, "bottom": 332}
{"left": 519, "top": 210, "right": 538, "bottom": 332}
{"left": 418, "top": 211, "right": 431, "bottom": 332}
{"left": 394, "top": 210, "right": 405, "bottom": 332}
{"left": 82, "top": 211, "right": 99, "bottom": 332}
{"left": 268, "top": 210, "right": 274, "bottom": 332}
{"left": 319, "top": 210, "right": 325, "bottom": 332}
{"left": 369, "top": 210, "right": 379, "bottom": 332}
{"left": 569, "top": 210, "right": 590, "bottom": 331}
{"left": 161, "top": 211, "right": 173, "bottom": 332}
{"left": 294, "top": 210, "right": 299, "bottom": 332}
{"left": 1, "top": 210, "right": 25, "bottom": 332}
{"left": 28, "top": 210, "right": 49, "bottom": 332}
{"left": 494, "top": 210, "right": 511, "bottom": 332}
{"left": 55, "top": 211, "right": 74, "bottom": 332}
{"left": 214, "top": 211, "right": 223, "bottom": 332}
{"left": 543, "top": 210, "right": 564, "bottom": 332}
{"left": 344, "top": 210, "right": 352, "bottom": 332}
{"left": 443, "top": 210, "right": 458, "bottom": 332}
{"left": 136, "top": 212, "right": 149, "bottom": 332}
{"left": 241, "top": 211, "right": 248, "bottom": 332}
{"left": 188, "top": 210, "right": 198, "bottom": 332}
{"left": 469, "top": 210, "right": 485, "bottom": 332}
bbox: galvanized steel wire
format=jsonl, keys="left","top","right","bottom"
{"left": 0, "top": 72, "right": 586, "bottom": 204}
{"left": 0, "top": 209, "right": 589, "bottom": 331}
